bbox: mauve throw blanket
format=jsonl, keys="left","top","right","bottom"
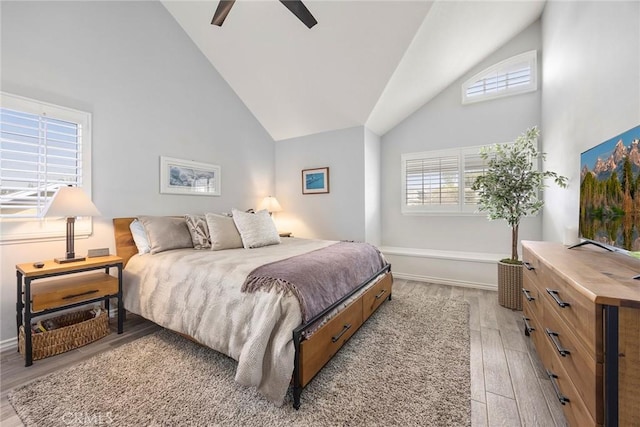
{"left": 242, "top": 242, "right": 387, "bottom": 324}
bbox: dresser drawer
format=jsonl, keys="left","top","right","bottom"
{"left": 362, "top": 273, "right": 392, "bottom": 321}
{"left": 541, "top": 272, "right": 602, "bottom": 360}
{"left": 31, "top": 273, "right": 119, "bottom": 311}
{"left": 299, "top": 298, "right": 363, "bottom": 387}
{"left": 542, "top": 304, "right": 603, "bottom": 423}
{"left": 522, "top": 266, "right": 544, "bottom": 322}
{"left": 544, "top": 338, "right": 599, "bottom": 427}
{"left": 527, "top": 257, "right": 602, "bottom": 360}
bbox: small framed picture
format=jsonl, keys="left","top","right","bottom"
{"left": 160, "top": 156, "right": 221, "bottom": 196}
{"left": 302, "top": 167, "right": 329, "bottom": 194}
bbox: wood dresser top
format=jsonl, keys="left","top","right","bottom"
{"left": 522, "top": 240, "right": 640, "bottom": 308}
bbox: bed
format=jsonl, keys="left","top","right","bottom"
{"left": 113, "top": 215, "right": 392, "bottom": 409}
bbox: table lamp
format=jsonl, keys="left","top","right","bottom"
{"left": 44, "top": 186, "right": 101, "bottom": 263}
{"left": 259, "top": 196, "right": 282, "bottom": 216}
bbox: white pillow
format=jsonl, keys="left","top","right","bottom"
{"left": 129, "top": 219, "right": 151, "bottom": 254}
{"left": 204, "top": 213, "right": 244, "bottom": 251}
{"left": 231, "top": 208, "right": 281, "bottom": 249}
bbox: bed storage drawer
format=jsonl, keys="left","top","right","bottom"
{"left": 299, "top": 298, "right": 363, "bottom": 387}
{"left": 31, "top": 273, "right": 119, "bottom": 312}
{"left": 362, "top": 273, "right": 392, "bottom": 321}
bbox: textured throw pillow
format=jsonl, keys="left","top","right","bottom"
{"left": 129, "top": 219, "right": 151, "bottom": 254}
{"left": 204, "top": 213, "right": 244, "bottom": 251}
{"left": 138, "top": 216, "right": 194, "bottom": 254}
{"left": 184, "top": 214, "right": 211, "bottom": 250}
{"left": 231, "top": 208, "right": 281, "bottom": 249}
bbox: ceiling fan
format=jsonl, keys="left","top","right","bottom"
{"left": 211, "top": 0, "right": 318, "bottom": 29}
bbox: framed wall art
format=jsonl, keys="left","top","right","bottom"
{"left": 302, "top": 167, "right": 329, "bottom": 194}
{"left": 160, "top": 156, "right": 221, "bottom": 196}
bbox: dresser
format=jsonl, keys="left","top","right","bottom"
{"left": 521, "top": 241, "right": 639, "bottom": 427}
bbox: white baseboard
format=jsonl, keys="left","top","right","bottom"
{"left": 392, "top": 272, "right": 497, "bottom": 291}
{"left": 1, "top": 336, "right": 17, "bottom": 353}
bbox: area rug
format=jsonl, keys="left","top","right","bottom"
{"left": 9, "top": 294, "right": 470, "bottom": 426}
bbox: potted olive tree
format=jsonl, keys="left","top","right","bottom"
{"left": 472, "top": 126, "right": 567, "bottom": 310}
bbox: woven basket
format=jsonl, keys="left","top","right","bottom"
{"left": 19, "top": 310, "right": 110, "bottom": 361}
{"left": 498, "top": 261, "right": 523, "bottom": 310}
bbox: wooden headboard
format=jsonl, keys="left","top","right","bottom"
{"left": 113, "top": 217, "right": 138, "bottom": 267}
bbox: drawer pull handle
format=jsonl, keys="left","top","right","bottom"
{"left": 546, "top": 289, "right": 570, "bottom": 308}
{"left": 523, "top": 262, "right": 535, "bottom": 271}
{"left": 62, "top": 289, "right": 100, "bottom": 300}
{"left": 331, "top": 323, "right": 352, "bottom": 343}
{"left": 523, "top": 316, "right": 535, "bottom": 335}
{"left": 374, "top": 289, "right": 387, "bottom": 300}
{"left": 545, "top": 328, "right": 571, "bottom": 357}
{"left": 522, "top": 289, "right": 535, "bottom": 302}
{"left": 547, "top": 370, "right": 570, "bottom": 405}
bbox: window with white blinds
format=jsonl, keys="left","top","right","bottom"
{"left": 401, "top": 146, "right": 493, "bottom": 214}
{"left": 0, "top": 92, "right": 92, "bottom": 241}
{"left": 462, "top": 50, "right": 537, "bottom": 105}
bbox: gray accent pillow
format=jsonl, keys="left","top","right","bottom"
{"left": 231, "top": 208, "right": 281, "bottom": 249}
{"left": 205, "top": 213, "right": 244, "bottom": 251}
{"left": 138, "top": 216, "right": 193, "bottom": 254}
{"left": 184, "top": 214, "right": 211, "bottom": 249}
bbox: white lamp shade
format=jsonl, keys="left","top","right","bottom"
{"left": 259, "top": 196, "right": 282, "bottom": 213}
{"left": 44, "top": 186, "right": 101, "bottom": 218}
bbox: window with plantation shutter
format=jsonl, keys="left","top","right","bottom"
{"left": 402, "top": 145, "right": 496, "bottom": 214}
{"left": 462, "top": 50, "right": 537, "bottom": 105}
{"left": 0, "top": 92, "right": 92, "bottom": 241}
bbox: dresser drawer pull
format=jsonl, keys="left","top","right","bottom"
{"left": 62, "top": 289, "right": 100, "bottom": 300}
{"left": 331, "top": 323, "right": 352, "bottom": 343}
{"left": 523, "top": 316, "right": 535, "bottom": 335}
{"left": 546, "top": 289, "right": 570, "bottom": 308}
{"left": 523, "top": 262, "right": 535, "bottom": 271}
{"left": 374, "top": 289, "right": 387, "bottom": 300}
{"left": 547, "top": 370, "right": 570, "bottom": 405}
{"left": 545, "top": 328, "right": 570, "bottom": 357}
{"left": 522, "top": 289, "right": 535, "bottom": 302}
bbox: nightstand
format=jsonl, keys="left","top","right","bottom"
{"left": 16, "top": 255, "right": 124, "bottom": 366}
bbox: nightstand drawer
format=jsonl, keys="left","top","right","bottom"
{"left": 31, "top": 273, "right": 119, "bottom": 311}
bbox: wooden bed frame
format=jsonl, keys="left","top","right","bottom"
{"left": 113, "top": 217, "right": 393, "bottom": 409}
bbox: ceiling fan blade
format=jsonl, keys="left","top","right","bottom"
{"left": 211, "top": 0, "right": 236, "bottom": 26}
{"left": 279, "top": 0, "right": 318, "bottom": 29}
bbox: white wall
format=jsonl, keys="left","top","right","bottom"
{"left": 274, "top": 126, "right": 367, "bottom": 241}
{"left": 378, "top": 20, "right": 543, "bottom": 286}
{"left": 364, "top": 128, "right": 381, "bottom": 245}
{"left": 0, "top": 1, "right": 274, "bottom": 344}
{"left": 541, "top": 1, "right": 640, "bottom": 243}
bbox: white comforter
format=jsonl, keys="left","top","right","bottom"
{"left": 123, "top": 238, "right": 335, "bottom": 406}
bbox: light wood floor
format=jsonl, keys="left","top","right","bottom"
{"left": 1, "top": 280, "right": 567, "bottom": 426}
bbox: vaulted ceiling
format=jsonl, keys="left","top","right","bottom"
{"left": 162, "top": 1, "right": 545, "bottom": 141}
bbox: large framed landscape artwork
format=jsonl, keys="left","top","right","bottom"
{"left": 579, "top": 125, "right": 640, "bottom": 252}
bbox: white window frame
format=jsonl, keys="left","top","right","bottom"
{"left": 1, "top": 92, "right": 93, "bottom": 243}
{"left": 462, "top": 50, "right": 537, "bottom": 105}
{"left": 401, "top": 144, "right": 501, "bottom": 215}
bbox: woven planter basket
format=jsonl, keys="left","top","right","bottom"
{"left": 497, "top": 261, "right": 523, "bottom": 310}
{"left": 19, "top": 310, "right": 110, "bottom": 361}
